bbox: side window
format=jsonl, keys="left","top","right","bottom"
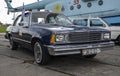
{"left": 21, "top": 14, "right": 30, "bottom": 26}
{"left": 38, "top": 18, "right": 45, "bottom": 24}
{"left": 32, "top": 17, "right": 45, "bottom": 24}
{"left": 14, "top": 16, "right": 22, "bottom": 26}
{"left": 90, "top": 19, "right": 104, "bottom": 27}
{"left": 31, "top": 13, "right": 45, "bottom": 24}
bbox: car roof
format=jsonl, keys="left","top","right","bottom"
{"left": 71, "top": 17, "right": 101, "bottom": 20}
{"left": 31, "top": 11, "right": 58, "bottom": 18}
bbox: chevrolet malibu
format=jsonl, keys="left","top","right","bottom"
{"left": 5, "top": 12, "right": 114, "bottom": 64}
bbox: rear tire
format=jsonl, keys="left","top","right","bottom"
{"left": 9, "top": 36, "right": 18, "bottom": 50}
{"left": 83, "top": 54, "right": 97, "bottom": 58}
{"left": 34, "top": 41, "right": 50, "bottom": 65}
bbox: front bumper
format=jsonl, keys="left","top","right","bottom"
{"left": 46, "top": 41, "right": 114, "bottom": 56}
{"left": 4, "top": 34, "right": 8, "bottom": 39}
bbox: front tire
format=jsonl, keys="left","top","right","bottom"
{"left": 9, "top": 36, "right": 18, "bottom": 50}
{"left": 34, "top": 41, "right": 50, "bottom": 65}
{"left": 117, "top": 36, "right": 120, "bottom": 45}
{"left": 83, "top": 54, "right": 97, "bottom": 58}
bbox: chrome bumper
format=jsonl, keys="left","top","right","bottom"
{"left": 46, "top": 41, "right": 114, "bottom": 56}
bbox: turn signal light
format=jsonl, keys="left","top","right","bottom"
{"left": 50, "top": 34, "right": 55, "bottom": 44}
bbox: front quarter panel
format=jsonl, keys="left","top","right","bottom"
{"left": 30, "top": 26, "right": 53, "bottom": 45}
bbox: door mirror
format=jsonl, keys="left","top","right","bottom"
{"left": 23, "top": 26, "right": 29, "bottom": 28}
{"left": 73, "top": 20, "right": 77, "bottom": 25}
{"left": 18, "top": 22, "right": 24, "bottom": 26}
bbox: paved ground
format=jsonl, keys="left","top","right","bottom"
{"left": 0, "top": 33, "right": 120, "bottom": 76}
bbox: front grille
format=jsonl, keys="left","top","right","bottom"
{"left": 69, "top": 32, "right": 89, "bottom": 42}
{"left": 69, "top": 32, "right": 102, "bottom": 42}
{"left": 89, "top": 32, "right": 101, "bottom": 41}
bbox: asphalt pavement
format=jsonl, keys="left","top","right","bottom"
{"left": 0, "top": 33, "right": 120, "bottom": 76}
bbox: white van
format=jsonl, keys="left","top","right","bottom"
{"left": 72, "top": 17, "right": 120, "bottom": 44}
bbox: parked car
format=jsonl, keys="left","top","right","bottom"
{"left": 72, "top": 17, "right": 120, "bottom": 44}
{"left": 5, "top": 12, "right": 114, "bottom": 64}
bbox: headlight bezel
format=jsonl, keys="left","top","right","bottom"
{"left": 102, "top": 33, "right": 111, "bottom": 40}
{"left": 55, "top": 34, "right": 68, "bottom": 42}
{"left": 50, "top": 33, "right": 69, "bottom": 44}
{"left": 56, "top": 34, "right": 65, "bottom": 42}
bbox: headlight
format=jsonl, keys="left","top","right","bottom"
{"left": 103, "top": 33, "right": 110, "bottom": 39}
{"left": 56, "top": 34, "right": 65, "bottom": 42}
{"left": 50, "top": 33, "right": 68, "bottom": 44}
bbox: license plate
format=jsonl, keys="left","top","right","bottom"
{"left": 82, "top": 48, "right": 101, "bottom": 55}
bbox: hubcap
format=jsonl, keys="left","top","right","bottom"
{"left": 34, "top": 42, "right": 42, "bottom": 63}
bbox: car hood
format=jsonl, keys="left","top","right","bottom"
{"left": 34, "top": 24, "right": 109, "bottom": 33}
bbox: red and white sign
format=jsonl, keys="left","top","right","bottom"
{"left": 74, "top": 0, "right": 80, "bottom": 5}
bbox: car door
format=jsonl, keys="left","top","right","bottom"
{"left": 12, "top": 15, "right": 23, "bottom": 43}
{"left": 19, "top": 13, "right": 32, "bottom": 47}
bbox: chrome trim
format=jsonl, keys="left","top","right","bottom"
{"left": 13, "top": 37, "right": 31, "bottom": 44}
{"left": 46, "top": 41, "right": 114, "bottom": 56}
{"left": 53, "top": 32, "right": 111, "bottom": 44}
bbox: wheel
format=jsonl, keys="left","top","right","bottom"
{"left": 34, "top": 41, "right": 50, "bottom": 65}
{"left": 117, "top": 36, "right": 120, "bottom": 45}
{"left": 9, "top": 36, "right": 18, "bottom": 50}
{"left": 83, "top": 54, "right": 97, "bottom": 58}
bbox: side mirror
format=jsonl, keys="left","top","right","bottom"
{"left": 23, "top": 26, "right": 29, "bottom": 28}
{"left": 18, "top": 22, "right": 24, "bottom": 26}
{"left": 73, "top": 20, "right": 77, "bottom": 25}
{"left": 9, "top": 0, "right": 12, "bottom": 3}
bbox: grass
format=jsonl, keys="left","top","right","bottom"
{"left": 0, "top": 26, "right": 8, "bottom": 33}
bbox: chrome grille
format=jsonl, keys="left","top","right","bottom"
{"left": 89, "top": 32, "right": 101, "bottom": 41}
{"left": 69, "top": 32, "right": 101, "bottom": 42}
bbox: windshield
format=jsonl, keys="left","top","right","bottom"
{"left": 31, "top": 13, "right": 73, "bottom": 26}
{"left": 73, "top": 19, "right": 87, "bottom": 26}
{"left": 47, "top": 14, "right": 73, "bottom": 25}
{"left": 55, "top": 15, "right": 73, "bottom": 25}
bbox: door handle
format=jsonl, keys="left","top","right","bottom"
{"left": 23, "top": 26, "right": 29, "bottom": 28}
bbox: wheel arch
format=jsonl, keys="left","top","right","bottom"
{"left": 31, "top": 37, "right": 44, "bottom": 48}
{"left": 116, "top": 35, "right": 120, "bottom": 41}
{"left": 8, "top": 33, "right": 12, "bottom": 38}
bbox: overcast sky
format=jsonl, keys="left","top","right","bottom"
{"left": 0, "top": 0, "right": 37, "bottom": 24}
